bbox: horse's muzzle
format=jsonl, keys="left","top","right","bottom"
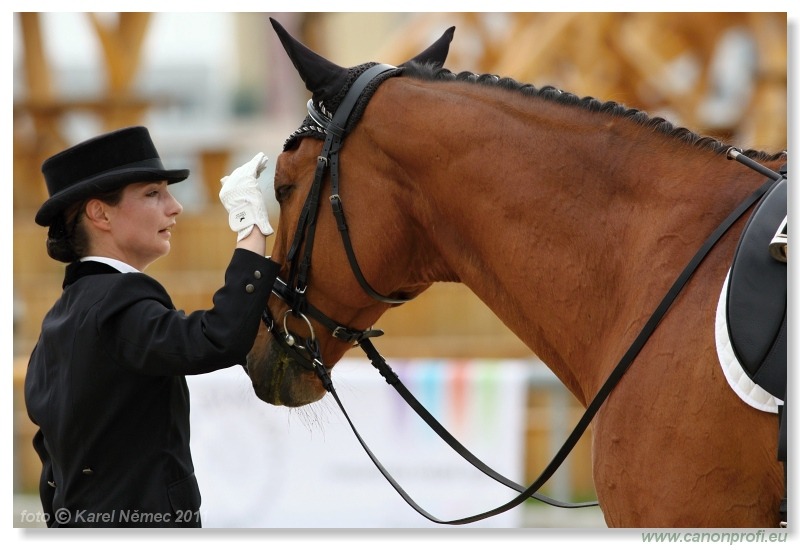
{"left": 245, "top": 339, "right": 327, "bottom": 407}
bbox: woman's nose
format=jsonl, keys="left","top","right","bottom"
{"left": 167, "top": 190, "right": 183, "bottom": 216}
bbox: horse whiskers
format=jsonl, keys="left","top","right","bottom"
{"left": 286, "top": 396, "right": 337, "bottom": 436}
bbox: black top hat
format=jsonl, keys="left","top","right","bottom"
{"left": 35, "top": 126, "right": 190, "bottom": 226}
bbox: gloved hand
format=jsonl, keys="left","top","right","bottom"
{"left": 219, "top": 152, "right": 273, "bottom": 241}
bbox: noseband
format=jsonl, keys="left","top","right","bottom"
{"left": 261, "top": 274, "right": 385, "bottom": 386}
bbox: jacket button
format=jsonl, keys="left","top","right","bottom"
{"left": 245, "top": 284, "right": 255, "bottom": 293}
{"left": 254, "top": 270, "right": 262, "bottom": 279}
{"left": 82, "top": 468, "right": 93, "bottom": 475}
{"left": 47, "top": 481, "right": 56, "bottom": 488}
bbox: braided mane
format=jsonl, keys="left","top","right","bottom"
{"left": 402, "top": 63, "right": 785, "bottom": 162}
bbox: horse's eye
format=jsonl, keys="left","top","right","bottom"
{"left": 274, "top": 184, "right": 294, "bottom": 203}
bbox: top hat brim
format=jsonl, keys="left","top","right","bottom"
{"left": 35, "top": 167, "right": 189, "bottom": 227}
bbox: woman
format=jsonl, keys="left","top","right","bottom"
{"left": 24, "top": 126, "right": 279, "bottom": 527}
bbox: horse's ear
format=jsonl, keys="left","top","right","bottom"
{"left": 400, "top": 26, "right": 455, "bottom": 68}
{"left": 269, "top": 17, "right": 348, "bottom": 102}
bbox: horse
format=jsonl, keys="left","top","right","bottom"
{"left": 245, "top": 19, "right": 787, "bottom": 527}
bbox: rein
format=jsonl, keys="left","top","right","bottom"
{"left": 262, "top": 64, "right": 784, "bottom": 524}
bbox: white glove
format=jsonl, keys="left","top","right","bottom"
{"left": 219, "top": 152, "right": 273, "bottom": 241}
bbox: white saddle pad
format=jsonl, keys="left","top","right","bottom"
{"left": 715, "top": 270, "right": 782, "bottom": 414}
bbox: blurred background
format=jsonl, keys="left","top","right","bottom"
{"left": 12, "top": 12, "right": 787, "bottom": 528}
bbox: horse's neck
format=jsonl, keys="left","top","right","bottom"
{"left": 375, "top": 82, "right": 772, "bottom": 402}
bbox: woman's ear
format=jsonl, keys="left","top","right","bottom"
{"left": 83, "top": 198, "right": 111, "bottom": 230}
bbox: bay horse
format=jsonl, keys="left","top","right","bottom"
{"left": 246, "top": 19, "right": 786, "bottom": 527}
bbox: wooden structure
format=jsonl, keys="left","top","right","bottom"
{"left": 373, "top": 13, "right": 786, "bottom": 152}
{"left": 14, "top": 13, "right": 233, "bottom": 211}
{"left": 15, "top": 13, "right": 155, "bottom": 209}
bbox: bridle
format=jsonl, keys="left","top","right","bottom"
{"left": 260, "top": 62, "right": 784, "bottom": 525}
{"left": 261, "top": 63, "right": 404, "bottom": 382}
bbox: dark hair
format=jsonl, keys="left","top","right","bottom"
{"left": 46, "top": 188, "right": 125, "bottom": 263}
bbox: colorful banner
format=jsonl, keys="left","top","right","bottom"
{"left": 187, "top": 358, "right": 534, "bottom": 528}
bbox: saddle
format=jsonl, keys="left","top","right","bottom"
{"left": 726, "top": 166, "right": 787, "bottom": 400}
{"left": 725, "top": 164, "right": 787, "bottom": 525}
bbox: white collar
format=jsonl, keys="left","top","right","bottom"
{"left": 80, "top": 256, "right": 140, "bottom": 274}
